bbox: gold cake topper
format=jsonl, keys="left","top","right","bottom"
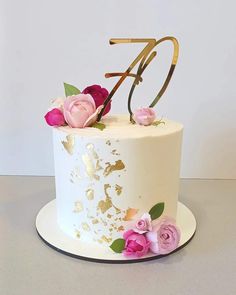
{"left": 97, "top": 37, "right": 179, "bottom": 122}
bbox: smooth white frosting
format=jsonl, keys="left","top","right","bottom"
{"left": 53, "top": 115, "right": 183, "bottom": 246}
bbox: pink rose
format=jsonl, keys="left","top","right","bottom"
{"left": 44, "top": 108, "right": 65, "bottom": 127}
{"left": 82, "top": 84, "right": 110, "bottom": 115}
{"left": 123, "top": 230, "right": 150, "bottom": 258}
{"left": 133, "top": 107, "right": 156, "bottom": 126}
{"left": 134, "top": 213, "right": 152, "bottom": 234}
{"left": 146, "top": 218, "right": 180, "bottom": 255}
{"left": 63, "top": 94, "right": 103, "bottom": 128}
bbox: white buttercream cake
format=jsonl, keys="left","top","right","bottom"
{"left": 53, "top": 115, "right": 183, "bottom": 245}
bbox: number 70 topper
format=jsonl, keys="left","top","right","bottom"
{"left": 97, "top": 37, "right": 179, "bottom": 122}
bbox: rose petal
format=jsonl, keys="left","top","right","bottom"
{"left": 83, "top": 105, "right": 104, "bottom": 128}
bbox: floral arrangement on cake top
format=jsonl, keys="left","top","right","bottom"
{"left": 44, "top": 83, "right": 111, "bottom": 130}
{"left": 110, "top": 202, "right": 180, "bottom": 257}
{"left": 44, "top": 83, "right": 165, "bottom": 129}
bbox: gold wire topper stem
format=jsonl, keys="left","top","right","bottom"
{"left": 97, "top": 37, "right": 179, "bottom": 122}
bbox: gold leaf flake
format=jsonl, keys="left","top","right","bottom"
{"left": 104, "top": 160, "right": 125, "bottom": 177}
{"left": 82, "top": 223, "right": 91, "bottom": 231}
{"left": 107, "top": 214, "right": 112, "bottom": 219}
{"left": 101, "top": 235, "right": 112, "bottom": 243}
{"left": 75, "top": 230, "right": 81, "bottom": 238}
{"left": 74, "top": 201, "right": 83, "bottom": 213}
{"left": 82, "top": 154, "right": 100, "bottom": 181}
{"left": 98, "top": 199, "right": 112, "bottom": 214}
{"left": 97, "top": 184, "right": 122, "bottom": 215}
{"left": 92, "top": 219, "right": 99, "bottom": 225}
{"left": 123, "top": 208, "right": 139, "bottom": 221}
{"left": 96, "top": 160, "right": 103, "bottom": 171}
{"left": 111, "top": 149, "right": 120, "bottom": 156}
{"left": 106, "top": 140, "right": 111, "bottom": 146}
{"left": 115, "top": 184, "right": 122, "bottom": 196}
{"left": 61, "top": 134, "right": 74, "bottom": 155}
{"left": 86, "top": 143, "right": 99, "bottom": 159}
{"left": 86, "top": 189, "right": 94, "bottom": 200}
{"left": 118, "top": 226, "right": 124, "bottom": 232}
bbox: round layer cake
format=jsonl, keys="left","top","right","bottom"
{"left": 53, "top": 115, "right": 183, "bottom": 245}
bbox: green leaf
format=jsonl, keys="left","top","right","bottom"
{"left": 152, "top": 120, "right": 165, "bottom": 127}
{"left": 110, "top": 238, "right": 125, "bottom": 253}
{"left": 64, "top": 82, "right": 81, "bottom": 97}
{"left": 149, "top": 202, "right": 165, "bottom": 220}
{"left": 92, "top": 122, "right": 106, "bottom": 131}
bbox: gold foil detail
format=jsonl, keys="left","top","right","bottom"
{"left": 82, "top": 144, "right": 103, "bottom": 180}
{"left": 97, "top": 184, "right": 122, "bottom": 214}
{"left": 96, "top": 160, "right": 103, "bottom": 171}
{"left": 74, "top": 201, "right": 83, "bottom": 213}
{"left": 97, "top": 184, "right": 112, "bottom": 213}
{"left": 86, "top": 189, "right": 94, "bottom": 200}
{"left": 98, "top": 198, "right": 112, "bottom": 214}
{"left": 118, "top": 226, "right": 124, "bottom": 232}
{"left": 86, "top": 143, "right": 99, "bottom": 159}
{"left": 82, "top": 223, "right": 91, "bottom": 231}
{"left": 101, "top": 235, "right": 112, "bottom": 243}
{"left": 82, "top": 154, "right": 100, "bottom": 181}
{"left": 107, "top": 214, "right": 112, "bottom": 219}
{"left": 123, "top": 208, "right": 139, "bottom": 221}
{"left": 115, "top": 184, "right": 122, "bottom": 196}
{"left": 106, "top": 140, "right": 111, "bottom": 146}
{"left": 111, "top": 149, "right": 120, "bottom": 156}
{"left": 92, "top": 219, "right": 99, "bottom": 225}
{"left": 104, "top": 160, "right": 125, "bottom": 177}
{"left": 75, "top": 230, "right": 81, "bottom": 238}
{"left": 62, "top": 135, "right": 74, "bottom": 155}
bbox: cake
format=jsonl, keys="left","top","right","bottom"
{"left": 44, "top": 37, "right": 183, "bottom": 258}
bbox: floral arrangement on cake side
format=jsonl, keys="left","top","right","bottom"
{"left": 44, "top": 83, "right": 165, "bottom": 129}
{"left": 110, "top": 202, "right": 180, "bottom": 258}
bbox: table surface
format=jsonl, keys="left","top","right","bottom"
{"left": 1, "top": 176, "right": 236, "bottom": 295}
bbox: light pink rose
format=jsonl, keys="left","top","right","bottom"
{"left": 44, "top": 108, "right": 65, "bottom": 127}
{"left": 133, "top": 107, "right": 156, "bottom": 126}
{"left": 146, "top": 218, "right": 181, "bottom": 255}
{"left": 134, "top": 213, "right": 152, "bottom": 234}
{"left": 63, "top": 94, "right": 103, "bottom": 128}
{"left": 122, "top": 230, "right": 150, "bottom": 258}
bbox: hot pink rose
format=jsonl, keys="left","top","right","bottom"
{"left": 133, "top": 107, "right": 156, "bottom": 126}
{"left": 123, "top": 230, "right": 150, "bottom": 258}
{"left": 63, "top": 94, "right": 103, "bottom": 128}
{"left": 134, "top": 213, "right": 152, "bottom": 234}
{"left": 44, "top": 108, "right": 65, "bottom": 127}
{"left": 82, "top": 84, "right": 110, "bottom": 115}
{"left": 146, "top": 218, "right": 181, "bottom": 255}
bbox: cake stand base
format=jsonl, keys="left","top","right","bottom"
{"left": 36, "top": 200, "right": 196, "bottom": 263}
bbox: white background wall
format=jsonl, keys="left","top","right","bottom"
{"left": 0, "top": 0, "right": 236, "bottom": 178}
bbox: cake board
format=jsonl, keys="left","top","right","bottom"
{"left": 36, "top": 200, "right": 196, "bottom": 263}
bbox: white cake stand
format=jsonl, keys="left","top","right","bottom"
{"left": 36, "top": 200, "right": 196, "bottom": 263}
